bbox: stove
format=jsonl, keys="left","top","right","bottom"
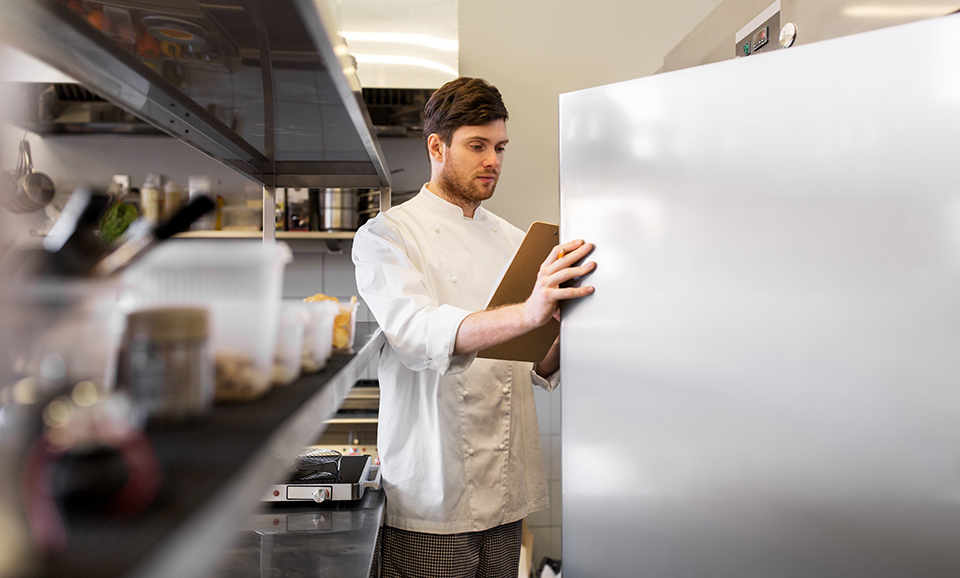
{"left": 263, "top": 450, "right": 380, "bottom": 503}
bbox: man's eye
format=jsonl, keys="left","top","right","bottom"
{"left": 495, "top": 147, "right": 505, "bottom": 153}
{"left": 470, "top": 144, "right": 483, "bottom": 152}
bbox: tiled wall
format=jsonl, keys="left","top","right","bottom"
{"left": 529, "top": 384, "right": 562, "bottom": 569}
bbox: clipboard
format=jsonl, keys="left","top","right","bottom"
{"left": 478, "top": 221, "right": 560, "bottom": 362}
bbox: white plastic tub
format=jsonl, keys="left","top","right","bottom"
{"left": 123, "top": 241, "right": 292, "bottom": 401}
{"left": 302, "top": 300, "right": 337, "bottom": 372}
{"left": 273, "top": 302, "right": 306, "bottom": 385}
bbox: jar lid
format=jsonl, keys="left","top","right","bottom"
{"left": 125, "top": 307, "right": 208, "bottom": 341}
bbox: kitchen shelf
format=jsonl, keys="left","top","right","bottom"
{"left": 31, "top": 323, "right": 384, "bottom": 578}
{"left": 325, "top": 416, "right": 379, "bottom": 425}
{"left": 175, "top": 231, "right": 356, "bottom": 240}
{"left": 0, "top": 0, "right": 392, "bottom": 191}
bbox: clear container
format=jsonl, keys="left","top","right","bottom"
{"left": 221, "top": 205, "right": 261, "bottom": 231}
{"left": 122, "top": 241, "right": 292, "bottom": 402}
{"left": 333, "top": 298, "right": 359, "bottom": 351}
{"left": 301, "top": 300, "right": 337, "bottom": 372}
{"left": 273, "top": 302, "right": 306, "bottom": 385}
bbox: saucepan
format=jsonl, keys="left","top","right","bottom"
{"left": 3, "top": 136, "right": 55, "bottom": 213}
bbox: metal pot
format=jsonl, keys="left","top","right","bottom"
{"left": 320, "top": 188, "right": 358, "bottom": 231}
{"left": 4, "top": 137, "right": 54, "bottom": 214}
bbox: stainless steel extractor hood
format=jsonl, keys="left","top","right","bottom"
{"left": 0, "top": 0, "right": 392, "bottom": 190}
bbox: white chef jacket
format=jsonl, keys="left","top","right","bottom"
{"left": 352, "top": 184, "right": 558, "bottom": 534}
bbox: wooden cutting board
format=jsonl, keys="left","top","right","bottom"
{"left": 478, "top": 221, "right": 560, "bottom": 362}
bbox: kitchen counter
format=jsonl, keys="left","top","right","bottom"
{"left": 32, "top": 323, "right": 384, "bottom": 578}
{"left": 215, "top": 489, "right": 385, "bottom": 578}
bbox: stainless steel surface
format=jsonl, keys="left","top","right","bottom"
{"left": 661, "top": 0, "right": 960, "bottom": 72}
{"left": 0, "top": 1, "right": 392, "bottom": 191}
{"left": 264, "top": 456, "right": 380, "bottom": 502}
{"left": 560, "top": 15, "right": 960, "bottom": 578}
{"left": 215, "top": 490, "right": 385, "bottom": 578}
{"left": 262, "top": 185, "right": 275, "bottom": 243}
{"left": 293, "top": 0, "right": 392, "bottom": 192}
{"left": 780, "top": 21, "right": 798, "bottom": 47}
{"left": 322, "top": 187, "right": 358, "bottom": 231}
{"left": 133, "top": 324, "right": 385, "bottom": 578}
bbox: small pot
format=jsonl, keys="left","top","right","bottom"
{"left": 5, "top": 138, "right": 54, "bottom": 213}
{"left": 321, "top": 188, "right": 358, "bottom": 231}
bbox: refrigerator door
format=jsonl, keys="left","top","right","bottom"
{"left": 560, "top": 14, "right": 960, "bottom": 578}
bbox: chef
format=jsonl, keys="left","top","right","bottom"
{"left": 352, "top": 77, "right": 596, "bottom": 577}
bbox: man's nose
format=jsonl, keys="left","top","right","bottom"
{"left": 483, "top": 150, "right": 500, "bottom": 170}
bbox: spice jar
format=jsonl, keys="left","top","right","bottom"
{"left": 116, "top": 307, "right": 213, "bottom": 420}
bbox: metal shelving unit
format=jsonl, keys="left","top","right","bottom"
{"left": 0, "top": 3, "right": 394, "bottom": 576}
{"left": 0, "top": 0, "right": 393, "bottom": 239}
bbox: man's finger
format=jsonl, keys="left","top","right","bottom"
{"left": 548, "top": 285, "right": 596, "bottom": 301}
{"left": 543, "top": 239, "right": 584, "bottom": 269}
{"left": 544, "top": 242, "right": 594, "bottom": 276}
{"left": 547, "top": 261, "right": 596, "bottom": 286}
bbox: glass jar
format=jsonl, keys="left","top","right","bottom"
{"left": 116, "top": 307, "right": 212, "bottom": 420}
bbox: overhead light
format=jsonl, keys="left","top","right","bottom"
{"left": 843, "top": 4, "right": 958, "bottom": 17}
{"left": 352, "top": 53, "right": 458, "bottom": 76}
{"left": 340, "top": 31, "right": 457, "bottom": 52}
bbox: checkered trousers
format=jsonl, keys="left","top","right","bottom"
{"left": 369, "top": 519, "right": 523, "bottom": 578}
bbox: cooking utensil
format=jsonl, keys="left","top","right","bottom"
{"left": 4, "top": 137, "right": 55, "bottom": 213}
{"left": 17, "top": 138, "right": 55, "bottom": 212}
{"left": 321, "top": 188, "right": 358, "bottom": 231}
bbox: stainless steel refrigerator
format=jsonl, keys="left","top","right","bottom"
{"left": 559, "top": 13, "right": 960, "bottom": 577}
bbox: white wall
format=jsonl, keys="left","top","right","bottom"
{"left": 458, "top": 0, "right": 724, "bottom": 567}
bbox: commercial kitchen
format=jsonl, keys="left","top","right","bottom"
{"left": 1, "top": 1, "right": 960, "bottom": 577}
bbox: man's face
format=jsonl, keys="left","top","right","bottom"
{"left": 437, "top": 120, "right": 508, "bottom": 205}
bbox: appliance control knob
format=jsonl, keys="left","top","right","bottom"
{"left": 312, "top": 488, "right": 329, "bottom": 503}
{"left": 780, "top": 22, "right": 798, "bottom": 48}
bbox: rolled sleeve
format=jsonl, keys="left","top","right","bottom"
{"left": 428, "top": 304, "right": 476, "bottom": 375}
{"left": 530, "top": 368, "right": 560, "bottom": 391}
{"left": 353, "top": 217, "right": 476, "bottom": 376}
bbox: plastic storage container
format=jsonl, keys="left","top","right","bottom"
{"left": 122, "top": 241, "right": 291, "bottom": 401}
{"left": 273, "top": 302, "right": 306, "bottom": 385}
{"left": 333, "top": 298, "right": 359, "bottom": 351}
{"left": 301, "top": 300, "right": 337, "bottom": 372}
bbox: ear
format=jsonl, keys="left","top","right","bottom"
{"left": 427, "top": 133, "right": 445, "bottom": 164}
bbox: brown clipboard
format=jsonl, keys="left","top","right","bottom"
{"left": 478, "top": 221, "right": 560, "bottom": 362}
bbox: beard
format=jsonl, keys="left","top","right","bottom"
{"left": 439, "top": 163, "right": 497, "bottom": 208}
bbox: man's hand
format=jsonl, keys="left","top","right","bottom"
{"left": 523, "top": 239, "right": 596, "bottom": 328}
{"left": 452, "top": 239, "right": 596, "bottom": 356}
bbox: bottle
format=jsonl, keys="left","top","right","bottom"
{"left": 140, "top": 173, "right": 164, "bottom": 224}
{"left": 163, "top": 180, "right": 184, "bottom": 221}
{"left": 188, "top": 176, "right": 214, "bottom": 230}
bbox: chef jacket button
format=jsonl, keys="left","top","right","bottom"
{"left": 501, "top": 386, "right": 509, "bottom": 394}
{"left": 497, "top": 444, "right": 506, "bottom": 451}
{"left": 449, "top": 275, "right": 457, "bottom": 283}
{"left": 466, "top": 448, "right": 475, "bottom": 456}
{"left": 434, "top": 226, "right": 441, "bottom": 234}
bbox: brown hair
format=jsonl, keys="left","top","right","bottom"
{"left": 423, "top": 77, "right": 508, "bottom": 145}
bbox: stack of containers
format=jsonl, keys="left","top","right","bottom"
{"left": 301, "top": 300, "right": 338, "bottom": 372}
{"left": 122, "top": 241, "right": 291, "bottom": 402}
{"left": 272, "top": 302, "right": 307, "bottom": 385}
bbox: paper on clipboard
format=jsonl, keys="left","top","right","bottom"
{"left": 478, "top": 221, "right": 560, "bottom": 362}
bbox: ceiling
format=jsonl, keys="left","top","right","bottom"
{"left": 331, "top": 0, "right": 458, "bottom": 89}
